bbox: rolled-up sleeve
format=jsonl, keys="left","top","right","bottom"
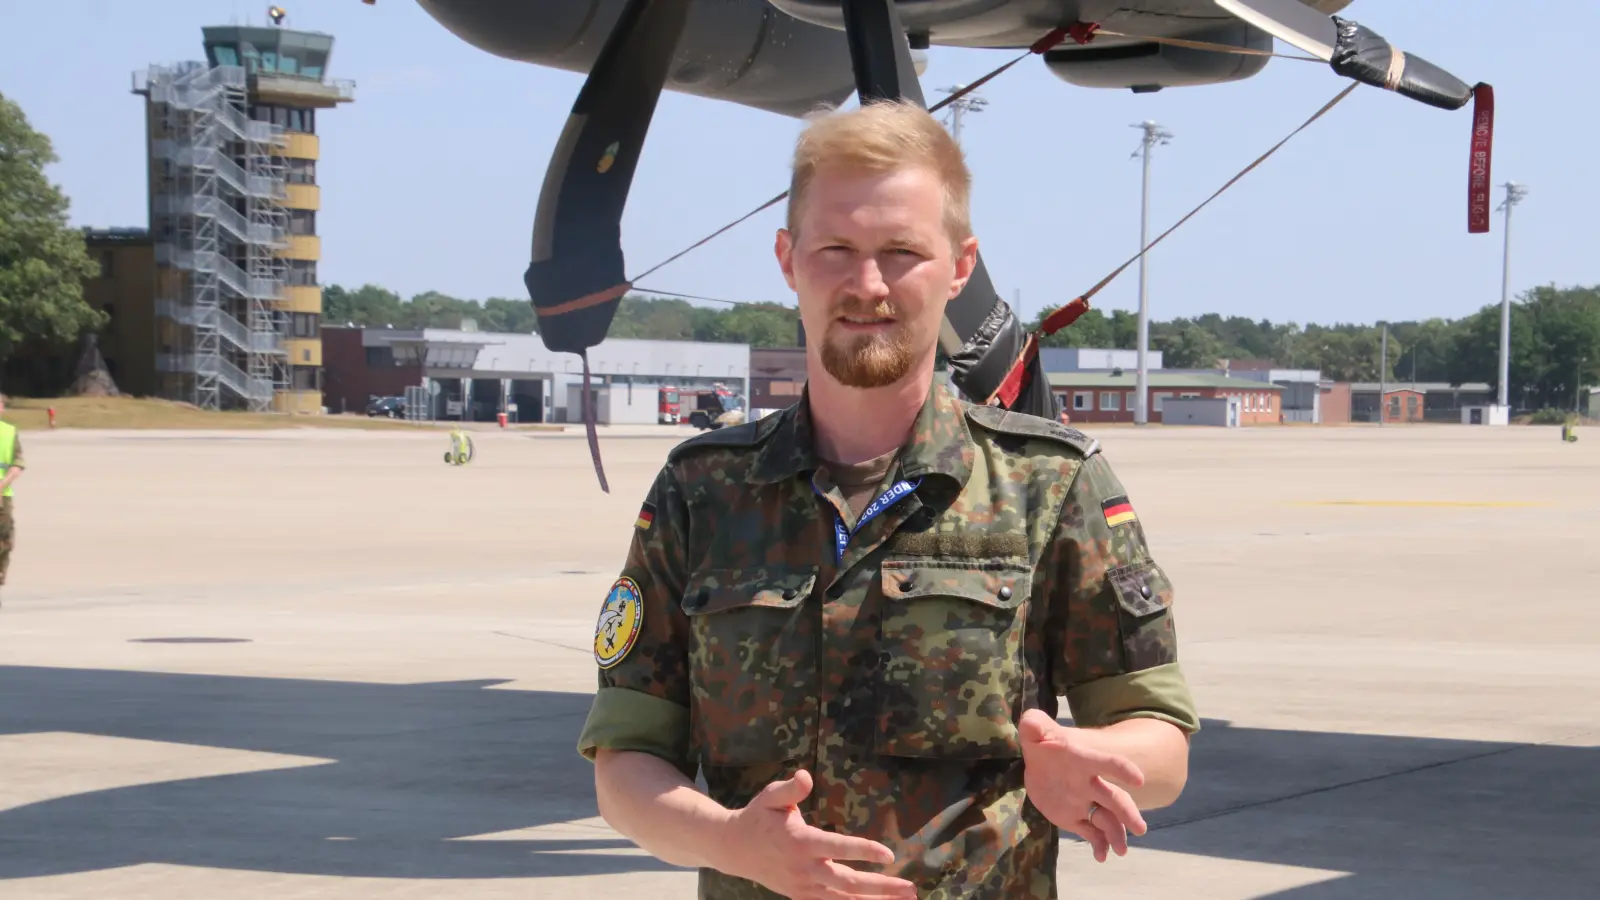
{"left": 575, "top": 464, "right": 696, "bottom": 777}
{"left": 1043, "top": 453, "right": 1200, "bottom": 735}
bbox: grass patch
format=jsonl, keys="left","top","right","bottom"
{"left": 3, "top": 396, "right": 453, "bottom": 431}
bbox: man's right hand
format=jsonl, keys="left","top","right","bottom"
{"left": 716, "top": 769, "right": 919, "bottom": 900}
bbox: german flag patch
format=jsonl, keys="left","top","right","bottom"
{"left": 635, "top": 500, "right": 655, "bottom": 531}
{"left": 1102, "top": 495, "right": 1137, "bottom": 528}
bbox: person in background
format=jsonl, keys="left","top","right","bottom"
{"left": 0, "top": 393, "right": 25, "bottom": 604}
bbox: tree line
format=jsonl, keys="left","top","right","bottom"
{"left": 323, "top": 284, "right": 800, "bottom": 348}
{"left": 327, "top": 281, "right": 1600, "bottom": 412}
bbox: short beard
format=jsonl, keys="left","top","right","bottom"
{"left": 820, "top": 321, "right": 916, "bottom": 388}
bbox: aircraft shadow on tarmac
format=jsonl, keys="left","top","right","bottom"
{"left": 0, "top": 666, "right": 1594, "bottom": 896}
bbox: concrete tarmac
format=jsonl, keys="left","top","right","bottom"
{"left": 1, "top": 422, "right": 1596, "bottom": 898}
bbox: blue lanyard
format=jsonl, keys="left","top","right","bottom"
{"left": 816, "top": 477, "right": 922, "bottom": 564}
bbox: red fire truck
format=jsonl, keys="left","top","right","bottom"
{"left": 658, "top": 386, "right": 681, "bottom": 424}
{"left": 659, "top": 383, "right": 744, "bottom": 429}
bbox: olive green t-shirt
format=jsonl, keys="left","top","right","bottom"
{"left": 820, "top": 446, "right": 900, "bottom": 531}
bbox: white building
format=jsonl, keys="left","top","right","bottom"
{"left": 339, "top": 326, "right": 749, "bottom": 423}
{"left": 1040, "top": 347, "right": 1164, "bottom": 372}
{"left": 1229, "top": 368, "right": 1325, "bottom": 423}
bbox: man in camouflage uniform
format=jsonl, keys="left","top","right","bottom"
{"left": 0, "top": 393, "right": 24, "bottom": 603}
{"left": 577, "top": 100, "right": 1198, "bottom": 899}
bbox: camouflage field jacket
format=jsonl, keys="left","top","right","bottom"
{"left": 578, "top": 382, "right": 1199, "bottom": 898}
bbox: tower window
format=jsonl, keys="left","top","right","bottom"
{"left": 290, "top": 312, "right": 320, "bottom": 338}
{"left": 286, "top": 259, "right": 317, "bottom": 286}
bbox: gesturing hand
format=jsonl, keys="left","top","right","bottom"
{"left": 1019, "top": 709, "right": 1148, "bottom": 863}
{"left": 721, "top": 769, "right": 918, "bottom": 900}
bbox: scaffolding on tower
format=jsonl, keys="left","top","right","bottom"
{"left": 134, "top": 60, "right": 289, "bottom": 412}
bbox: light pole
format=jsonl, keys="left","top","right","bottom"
{"left": 938, "top": 84, "right": 987, "bottom": 146}
{"left": 1132, "top": 120, "right": 1172, "bottom": 425}
{"left": 1496, "top": 181, "right": 1528, "bottom": 411}
{"left": 1379, "top": 321, "right": 1388, "bottom": 426}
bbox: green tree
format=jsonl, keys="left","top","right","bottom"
{"left": 1390, "top": 317, "right": 1464, "bottom": 383}
{"left": 696, "top": 302, "right": 799, "bottom": 347}
{"left": 323, "top": 283, "right": 404, "bottom": 327}
{"left": 1031, "top": 306, "right": 1118, "bottom": 349}
{"left": 1517, "top": 284, "right": 1600, "bottom": 409}
{"left": 610, "top": 295, "right": 697, "bottom": 341}
{"left": 481, "top": 296, "right": 539, "bottom": 334}
{"left": 1448, "top": 301, "right": 1540, "bottom": 400}
{"left": 1152, "top": 321, "right": 1225, "bottom": 369}
{"left": 0, "top": 92, "right": 105, "bottom": 363}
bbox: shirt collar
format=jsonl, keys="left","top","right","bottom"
{"left": 749, "top": 378, "right": 974, "bottom": 493}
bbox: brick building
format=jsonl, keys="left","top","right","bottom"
{"left": 1378, "top": 388, "right": 1426, "bottom": 424}
{"left": 1347, "top": 382, "right": 1494, "bottom": 423}
{"left": 749, "top": 347, "right": 806, "bottom": 413}
{"left": 321, "top": 326, "right": 421, "bottom": 414}
{"left": 1048, "top": 372, "right": 1284, "bottom": 425}
{"left": 1319, "top": 382, "right": 1353, "bottom": 424}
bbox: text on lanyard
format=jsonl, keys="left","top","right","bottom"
{"left": 819, "top": 477, "right": 922, "bottom": 564}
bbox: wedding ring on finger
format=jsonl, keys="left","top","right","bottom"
{"left": 1086, "top": 802, "right": 1100, "bottom": 825}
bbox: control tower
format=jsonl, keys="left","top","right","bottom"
{"left": 133, "top": 7, "right": 354, "bottom": 412}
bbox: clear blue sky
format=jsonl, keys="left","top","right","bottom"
{"left": 4, "top": 0, "right": 1592, "bottom": 330}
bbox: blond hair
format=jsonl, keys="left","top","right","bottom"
{"left": 786, "top": 98, "right": 972, "bottom": 245}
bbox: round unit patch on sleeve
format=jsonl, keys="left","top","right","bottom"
{"left": 593, "top": 576, "right": 644, "bottom": 669}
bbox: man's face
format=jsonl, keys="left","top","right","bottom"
{"left": 776, "top": 164, "right": 978, "bottom": 389}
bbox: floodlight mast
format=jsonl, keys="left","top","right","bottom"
{"left": 1496, "top": 181, "right": 1528, "bottom": 410}
{"left": 1133, "top": 120, "right": 1172, "bottom": 425}
{"left": 938, "top": 84, "right": 987, "bottom": 146}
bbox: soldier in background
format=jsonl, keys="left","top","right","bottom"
{"left": 0, "top": 393, "right": 25, "bottom": 602}
{"left": 577, "top": 100, "right": 1198, "bottom": 899}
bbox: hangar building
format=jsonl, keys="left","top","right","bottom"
{"left": 322, "top": 325, "right": 749, "bottom": 423}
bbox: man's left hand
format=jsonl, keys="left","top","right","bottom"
{"left": 1019, "top": 708, "right": 1147, "bottom": 862}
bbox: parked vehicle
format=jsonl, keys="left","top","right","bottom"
{"left": 658, "top": 386, "right": 680, "bottom": 424}
{"left": 366, "top": 396, "right": 406, "bottom": 418}
{"left": 685, "top": 384, "right": 746, "bottom": 431}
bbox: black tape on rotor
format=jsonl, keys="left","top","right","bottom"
{"left": 1329, "top": 16, "right": 1473, "bottom": 111}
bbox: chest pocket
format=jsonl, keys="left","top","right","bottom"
{"left": 681, "top": 566, "right": 820, "bottom": 768}
{"left": 875, "top": 560, "right": 1032, "bottom": 759}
